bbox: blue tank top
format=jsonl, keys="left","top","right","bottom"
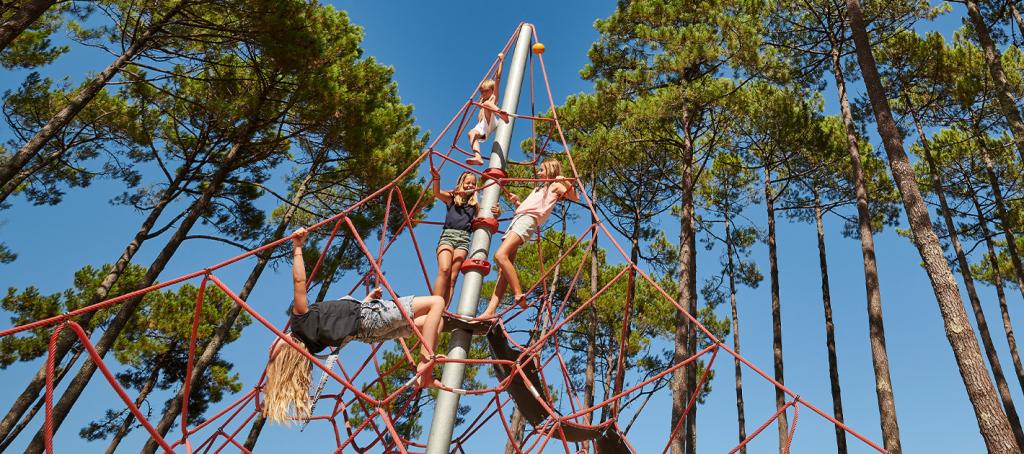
{"left": 443, "top": 201, "right": 477, "bottom": 231}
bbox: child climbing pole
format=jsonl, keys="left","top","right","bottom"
{"left": 430, "top": 167, "right": 500, "bottom": 304}
{"left": 482, "top": 158, "right": 578, "bottom": 316}
{"left": 466, "top": 52, "right": 511, "bottom": 166}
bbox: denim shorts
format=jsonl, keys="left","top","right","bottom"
{"left": 437, "top": 228, "right": 471, "bottom": 252}
{"left": 354, "top": 295, "right": 416, "bottom": 343}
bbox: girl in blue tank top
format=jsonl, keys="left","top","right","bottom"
{"left": 430, "top": 168, "right": 500, "bottom": 304}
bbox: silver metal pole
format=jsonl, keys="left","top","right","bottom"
{"left": 424, "top": 23, "right": 533, "bottom": 454}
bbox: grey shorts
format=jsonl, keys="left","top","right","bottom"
{"left": 437, "top": 228, "right": 471, "bottom": 252}
{"left": 504, "top": 214, "right": 537, "bottom": 240}
{"left": 355, "top": 295, "right": 416, "bottom": 343}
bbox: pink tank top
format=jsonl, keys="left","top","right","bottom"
{"left": 515, "top": 184, "right": 561, "bottom": 226}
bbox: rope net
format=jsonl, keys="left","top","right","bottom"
{"left": 0, "top": 23, "right": 888, "bottom": 454}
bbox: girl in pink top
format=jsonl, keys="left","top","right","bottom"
{"left": 482, "top": 159, "right": 578, "bottom": 316}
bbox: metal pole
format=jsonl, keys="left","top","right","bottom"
{"left": 424, "top": 23, "right": 533, "bottom": 454}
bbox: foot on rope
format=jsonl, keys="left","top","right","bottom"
{"left": 416, "top": 355, "right": 446, "bottom": 388}
{"left": 514, "top": 293, "right": 528, "bottom": 309}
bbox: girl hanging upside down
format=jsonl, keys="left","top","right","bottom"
{"left": 431, "top": 167, "right": 501, "bottom": 304}
{"left": 262, "top": 227, "right": 445, "bottom": 425}
{"left": 466, "top": 52, "right": 510, "bottom": 166}
{"left": 482, "top": 159, "right": 578, "bottom": 317}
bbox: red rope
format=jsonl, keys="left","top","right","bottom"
{"left": 5, "top": 22, "right": 894, "bottom": 454}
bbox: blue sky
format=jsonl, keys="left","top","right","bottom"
{"left": 0, "top": 1, "right": 1009, "bottom": 452}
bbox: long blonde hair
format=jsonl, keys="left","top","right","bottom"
{"left": 262, "top": 337, "right": 312, "bottom": 425}
{"left": 540, "top": 158, "right": 562, "bottom": 182}
{"left": 452, "top": 171, "right": 479, "bottom": 206}
{"left": 480, "top": 79, "right": 496, "bottom": 95}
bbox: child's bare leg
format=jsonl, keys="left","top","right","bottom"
{"left": 446, "top": 249, "right": 467, "bottom": 304}
{"left": 494, "top": 233, "right": 526, "bottom": 307}
{"left": 433, "top": 247, "right": 454, "bottom": 300}
{"left": 467, "top": 130, "right": 484, "bottom": 165}
{"left": 482, "top": 271, "right": 507, "bottom": 317}
{"left": 413, "top": 314, "right": 444, "bottom": 347}
{"left": 410, "top": 295, "right": 445, "bottom": 387}
{"left": 412, "top": 295, "right": 444, "bottom": 354}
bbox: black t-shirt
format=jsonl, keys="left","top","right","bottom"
{"left": 289, "top": 298, "right": 362, "bottom": 354}
{"left": 443, "top": 201, "right": 477, "bottom": 231}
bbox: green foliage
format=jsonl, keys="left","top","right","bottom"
{"left": 0, "top": 264, "right": 147, "bottom": 367}
{"left": 696, "top": 151, "right": 763, "bottom": 290}
{"left": 584, "top": 0, "right": 778, "bottom": 90}
{"left": 0, "top": 262, "right": 249, "bottom": 442}
{"left": 80, "top": 279, "right": 250, "bottom": 441}
{"left": 0, "top": 240, "right": 15, "bottom": 264}
{"left": 2, "top": 72, "right": 138, "bottom": 205}
{"left": 0, "top": 2, "right": 87, "bottom": 69}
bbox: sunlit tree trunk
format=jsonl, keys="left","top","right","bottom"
{"left": 846, "top": 0, "right": 1018, "bottom": 450}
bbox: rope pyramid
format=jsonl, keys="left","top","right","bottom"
{"left": 0, "top": 23, "right": 889, "bottom": 454}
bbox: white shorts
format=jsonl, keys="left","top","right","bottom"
{"left": 471, "top": 115, "right": 499, "bottom": 139}
{"left": 504, "top": 214, "right": 538, "bottom": 240}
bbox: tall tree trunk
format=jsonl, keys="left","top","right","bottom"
{"left": 685, "top": 213, "right": 698, "bottom": 454}
{"left": 0, "top": 347, "right": 82, "bottom": 451}
{"left": 1011, "top": 1, "right": 1024, "bottom": 42}
{"left": 831, "top": 45, "right": 902, "bottom": 451}
{"left": 812, "top": 191, "right": 847, "bottom": 454}
{"left": 105, "top": 363, "right": 162, "bottom": 454}
{"left": 314, "top": 260, "right": 341, "bottom": 303}
{"left": 978, "top": 146, "right": 1024, "bottom": 307}
{"left": 599, "top": 348, "right": 614, "bottom": 424}
{"left": 670, "top": 112, "right": 695, "bottom": 454}
{"left": 611, "top": 229, "right": 640, "bottom": 414}
{"left": 964, "top": 0, "right": 1024, "bottom": 163}
{"left": 0, "top": 0, "right": 188, "bottom": 201}
{"left": 0, "top": 149, "right": 199, "bottom": 444}
{"left": 0, "top": 0, "right": 56, "bottom": 52}
{"left": 0, "top": 146, "right": 80, "bottom": 202}
{"left": 726, "top": 214, "right": 748, "bottom": 453}
{"left": 845, "top": 1, "right": 1020, "bottom": 450}
{"left": 583, "top": 183, "right": 599, "bottom": 454}
{"left": 764, "top": 163, "right": 788, "bottom": 453}
{"left": 919, "top": 123, "right": 1024, "bottom": 446}
{"left": 503, "top": 410, "right": 527, "bottom": 454}
{"left": 243, "top": 415, "right": 266, "bottom": 451}
{"left": 969, "top": 185, "right": 1024, "bottom": 396}
{"left": 143, "top": 159, "right": 322, "bottom": 453}
{"left": 25, "top": 126, "right": 259, "bottom": 453}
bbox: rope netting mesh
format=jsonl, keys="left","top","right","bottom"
{"left": 0, "top": 23, "right": 888, "bottom": 454}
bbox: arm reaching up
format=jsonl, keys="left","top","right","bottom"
{"left": 493, "top": 52, "right": 505, "bottom": 102}
{"left": 291, "top": 228, "right": 310, "bottom": 315}
{"left": 431, "top": 167, "right": 453, "bottom": 205}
